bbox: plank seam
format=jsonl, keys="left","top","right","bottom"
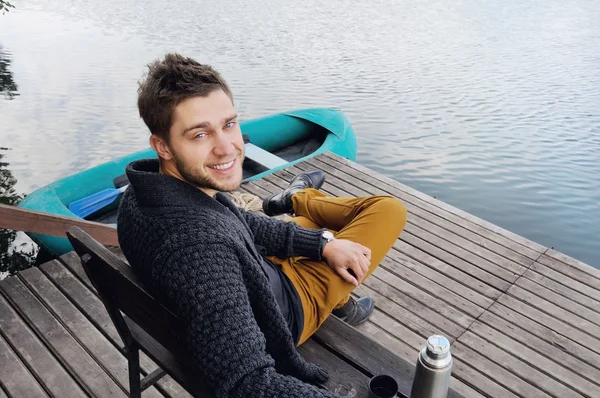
{"left": 452, "top": 248, "right": 549, "bottom": 346}
{"left": 0, "top": 381, "right": 14, "bottom": 398}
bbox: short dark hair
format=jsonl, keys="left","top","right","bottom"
{"left": 137, "top": 53, "right": 233, "bottom": 141}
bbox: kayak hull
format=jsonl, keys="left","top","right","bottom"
{"left": 18, "top": 108, "right": 357, "bottom": 256}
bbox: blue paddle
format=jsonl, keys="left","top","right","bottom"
{"left": 69, "top": 184, "right": 129, "bottom": 218}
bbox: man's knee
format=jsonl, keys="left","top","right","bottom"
{"left": 376, "top": 197, "right": 408, "bottom": 236}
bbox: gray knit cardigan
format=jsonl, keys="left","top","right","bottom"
{"left": 117, "top": 159, "right": 339, "bottom": 397}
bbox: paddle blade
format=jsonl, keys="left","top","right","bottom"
{"left": 69, "top": 187, "right": 123, "bottom": 218}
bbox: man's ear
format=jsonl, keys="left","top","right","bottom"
{"left": 150, "top": 134, "right": 173, "bottom": 161}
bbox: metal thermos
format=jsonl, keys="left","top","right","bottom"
{"left": 410, "top": 335, "right": 453, "bottom": 398}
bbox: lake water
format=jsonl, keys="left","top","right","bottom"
{"left": 0, "top": 0, "right": 599, "bottom": 272}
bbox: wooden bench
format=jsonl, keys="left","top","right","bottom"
{"left": 66, "top": 226, "right": 463, "bottom": 398}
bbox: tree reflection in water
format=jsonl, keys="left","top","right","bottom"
{"left": 0, "top": 45, "right": 38, "bottom": 278}
{"left": 0, "top": 45, "right": 18, "bottom": 99}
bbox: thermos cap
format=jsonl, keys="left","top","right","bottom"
{"left": 426, "top": 335, "right": 450, "bottom": 358}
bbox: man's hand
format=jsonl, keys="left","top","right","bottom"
{"left": 322, "top": 238, "right": 372, "bottom": 287}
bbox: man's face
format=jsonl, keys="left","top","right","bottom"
{"left": 160, "top": 89, "right": 244, "bottom": 196}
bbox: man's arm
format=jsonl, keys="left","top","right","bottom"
{"left": 241, "top": 211, "right": 324, "bottom": 260}
{"left": 154, "top": 241, "right": 338, "bottom": 397}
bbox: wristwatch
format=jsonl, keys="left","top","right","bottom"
{"left": 320, "top": 230, "right": 334, "bottom": 256}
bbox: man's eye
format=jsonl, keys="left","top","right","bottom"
{"left": 225, "top": 121, "right": 236, "bottom": 129}
{"left": 194, "top": 132, "right": 207, "bottom": 139}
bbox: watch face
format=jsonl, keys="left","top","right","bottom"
{"left": 323, "top": 230, "right": 334, "bottom": 240}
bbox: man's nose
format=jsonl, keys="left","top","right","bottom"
{"left": 212, "top": 130, "right": 235, "bottom": 156}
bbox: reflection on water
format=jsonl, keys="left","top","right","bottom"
{"left": 0, "top": 0, "right": 598, "bottom": 269}
{"left": 0, "top": 45, "right": 18, "bottom": 100}
{"left": 0, "top": 148, "right": 38, "bottom": 277}
{"left": 0, "top": 45, "right": 37, "bottom": 278}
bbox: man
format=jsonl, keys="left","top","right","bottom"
{"left": 118, "top": 53, "right": 407, "bottom": 397}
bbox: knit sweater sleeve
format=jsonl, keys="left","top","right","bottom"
{"left": 242, "top": 211, "right": 324, "bottom": 260}
{"left": 155, "top": 241, "right": 339, "bottom": 398}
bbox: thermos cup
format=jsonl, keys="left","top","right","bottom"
{"left": 368, "top": 374, "right": 398, "bottom": 398}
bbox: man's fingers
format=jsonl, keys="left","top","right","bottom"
{"left": 340, "top": 268, "right": 359, "bottom": 286}
{"left": 362, "top": 245, "right": 372, "bottom": 260}
{"left": 349, "top": 259, "right": 365, "bottom": 284}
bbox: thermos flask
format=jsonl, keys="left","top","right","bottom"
{"left": 410, "top": 335, "right": 453, "bottom": 398}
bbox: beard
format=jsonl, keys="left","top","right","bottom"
{"left": 173, "top": 153, "right": 243, "bottom": 193}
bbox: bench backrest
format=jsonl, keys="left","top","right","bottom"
{"left": 66, "top": 226, "right": 207, "bottom": 395}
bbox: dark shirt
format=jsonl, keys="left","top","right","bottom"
{"left": 260, "top": 257, "right": 304, "bottom": 344}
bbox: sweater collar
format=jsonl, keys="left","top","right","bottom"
{"left": 125, "top": 158, "right": 234, "bottom": 213}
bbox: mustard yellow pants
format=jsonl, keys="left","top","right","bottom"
{"left": 266, "top": 189, "right": 407, "bottom": 346}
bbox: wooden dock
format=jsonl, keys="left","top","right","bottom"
{"left": 1, "top": 152, "right": 600, "bottom": 397}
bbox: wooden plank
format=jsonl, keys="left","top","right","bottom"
{"left": 0, "top": 273, "right": 127, "bottom": 397}
{"left": 458, "top": 330, "right": 581, "bottom": 398}
{"left": 401, "top": 232, "right": 510, "bottom": 292}
{"left": 244, "top": 143, "right": 287, "bottom": 169}
{"left": 488, "top": 302, "right": 600, "bottom": 371}
{"left": 523, "top": 268, "right": 600, "bottom": 312}
{"left": 451, "top": 342, "right": 551, "bottom": 398}
{"left": 282, "top": 160, "right": 521, "bottom": 285}
{"left": 515, "top": 277, "right": 600, "bottom": 327}
{"left": 546, "top": 248, "right": 600, "bottom": 279}
{"left": 450, "top": 357, "right": 520, "bottom": 398}
{"left": 59, "top": 251, "right": 94, "bottom": 290}
{"left": 0, "top": 292, "right": 86, "bottom": 397}
{"left": 354, "top": 294, "right": 435, "bottom": 349}
{"left": 297, "top": 339, "right": 377, "bottom": 398}
{"left": 496, "top": 295, "right": 600, "bottom": 356}
{"left": 507, "top": 285, "right": 600, "bottom": 339}
{"left": 392, "top": 240, "right": 497, "bottom": 306}
{"left": 40, "top": 260, "right": 121, "bottom": 344}
{"left": 299, "top": 157, "right": 533, "bottom": 271}
{"left": 18, "top": 266, "right": 165, "bottom": 398}
{"left": 447, "top": 379, "right": 487, "bottom": 398}
{"left": 530, "top": 262, "right": 600, "bottom": 304}
{"left": 317, "top": 152, "right": 546, "bottom": 255}
{"left": 362, "top": 267, "right": 470, "bottom": 336}
{"left": 39, "top": 260, "right": 191, "bottom": 398}
{"left": 538, "top": 254, "right": 600, "bottom": 291}
{"left": 0, "top": 203, "right": 118, "bottom": 246}
{"left": 477, "top": 311, "right": 600, "bottom": 384}
{"left": 0, "top": 332, "right": 48, "bottom": 398}
{"left": 384, "top": 247, "right": 491, "bottom": 314}
{"left": 467, "top": 321, "right": 600, "bottom": 397}
{"left": 361, "top": 306, "right": 426, "bottom": 350}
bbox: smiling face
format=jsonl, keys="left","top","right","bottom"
{"left": 150, "top": 89, "right": 245, "bottom": 196}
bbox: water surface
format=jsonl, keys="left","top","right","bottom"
{"left": 0, "top": 0, "right": 598, "bottom": 270}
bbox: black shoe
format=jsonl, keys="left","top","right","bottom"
{"left": 331, "top": 296, "right": 375, "bottom": 326}
{"left": 262, "top": 170, "right": 325, "bottom": 216}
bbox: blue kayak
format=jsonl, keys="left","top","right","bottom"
{"left": 18, "top": 108, "right": 357, "bottom": 256}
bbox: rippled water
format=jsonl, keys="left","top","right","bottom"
{"left": 0, "top": 0, "right": 599, "bottom": 269}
